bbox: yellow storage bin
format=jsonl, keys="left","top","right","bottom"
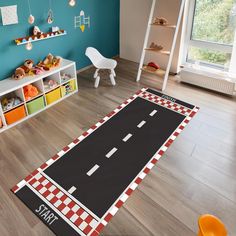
{"left": 45, "top": 88, "right": 61, "bottom": 105}
{"left": 61, "top": 79, "right": 76, "bottom": 97}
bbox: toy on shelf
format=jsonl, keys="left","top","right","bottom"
{"left": 33, "top": 26, "right": 43, "bottom": 36}
{"left": 37, "top": 53, "right": 62, "bottom": 71}
{"left": 144, "top": 62, "right": 160, "bottom": 72}
{"left": 23, "top": 84, "right": 39, "bottom": 101}
{"left": 61, "top": 73, "right": 72, "bottom": 82}
{"left": 153, "top": 17, "right": 168, "bottom": 25}
{"left": 61, "top": 82, "right": 73, "bottom": 96}
{"left": 149, "top": 42, "right": 164, "bottom": 51}
{"left": 43, "top": 79, "right": 58, "bottom": 91}
{"left": 1, "top": 97, "right": 22, "bottom": 112}
{"left": 12, "top": 59, "right": 35, "bottom": 80}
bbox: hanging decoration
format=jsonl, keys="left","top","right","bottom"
{"left": 74, "top": 10, "right": 90, "bottom": 32}
{"left": 27, "top": 0, "right": 35, "bottom": 24}
{"left": 69, "top": 0, "right": 76, "bottom": 7}
{"left": 25, "top": 41, "right": 33, "bottom": 51}
{"left": 47, "top": 0, "right": 54, "bottom": 24}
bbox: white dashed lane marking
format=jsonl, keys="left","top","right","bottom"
{"left": 137, "top": 120, "right": 146, "bottom": 128}
{"left": 106, "top": 148, "right": 118, "bottom": 158}
{"left": 87, "top": 164, "right": 100, "bottom": 176}
{"left": 123, "top": 133, "right": 133, "bottom": 142}
{"left": 150, "top": 109, "right": 157, "bottom": 117}
{"left": 68, "top": 186, "right": 77, "bottom": 194}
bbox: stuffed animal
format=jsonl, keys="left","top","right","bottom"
{"left": 37, "top": 53, "right": 62, "bottom": 71}
{"left": 12, "top": 67, "right": 25, "bottom": 80}
{"left": 1, "top": 97, "right": 22, "bottom": 111}
{"left": 33, "top": 26, "right": 43, "bottom": 36}
{"left": 23, "top": 84, "right": 39, "bottom": 101}
{"left": 12, "top": 59, "right": 35, "bottom": 80}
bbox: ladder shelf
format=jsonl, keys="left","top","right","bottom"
{"left": 136, "top": 0, "right": 186, "bottom": 91}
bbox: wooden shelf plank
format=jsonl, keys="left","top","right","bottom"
{"left": 151, "top": 23, "right": 176, "bottom": 29}
{"left": 145, "top": 48, "right": 170, "bottom": 55}
{"left": 141, "top": 66, "right": 166, "bottom": 78}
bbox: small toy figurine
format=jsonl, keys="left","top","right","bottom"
{"left": 61, "top": 73, "right": 72, "bottom": 82}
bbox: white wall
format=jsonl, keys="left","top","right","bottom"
{"left": 120, "top": 0, "right": 183, "bottom": 73}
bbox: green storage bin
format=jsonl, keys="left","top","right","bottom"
{"left": 27, "top": 96, "right": 45, "bottom": 115}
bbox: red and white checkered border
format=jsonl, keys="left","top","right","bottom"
{"left": 12, "top": 87, "right": 200, "bottom": 236}
{"left": 140, "top": 91, "right": 193, "bottom": 116}
{"left": 28, "top": 172, "right": 98, "bottom": 235}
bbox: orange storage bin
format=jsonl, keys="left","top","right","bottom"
{"left": 4, "top": 105, "right": 26, "bottom": 125}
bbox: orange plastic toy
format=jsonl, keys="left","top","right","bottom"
{"left": 198, "top": 214, "right": 227, "bottom": 236}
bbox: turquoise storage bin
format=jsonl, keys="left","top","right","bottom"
{"left": 26, "top": 96, "right": 45, "bottom": 115}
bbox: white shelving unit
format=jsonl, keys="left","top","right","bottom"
{"left": 0, "top": 59, "right": 78, "bottom": 133}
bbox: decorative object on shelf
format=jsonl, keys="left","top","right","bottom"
{"left": 0, "top": 5, "right": 18, "bottom": 26}
{"left": 149, "top": 42, "right": 164, "bottom": 51}
{"left": 52, "top": 26, "right": 59, "bottom": 32}
{"left": 68, "top": 0, "right": 76, "bottom": 7}
{"left": 153, "top": 17, "right": 168, "bottom": 25}
{"left": 47, "top": 0, "right": 54, "bottom": 24}
{"left": 12, "top": 59, "right": 35, "bottom": 80}
{"left": 33, "top": 26, "right": 43, "bottom": 36}
{"left": 37, "top": 53, "right": 62, "bottom": 71}
{"left": 1, "top": 97, "right": 22, "bottom": 112}
{"left": 74, "top": 10, "right": 90, "bottom": 32}
{"left": 15, "top": 29, "right": 67, "bottom": 46}
{"left": 61, "top": 73, "right": 72, "bottom": 82}
{"left": 23, "top": 84, "right": 39, "bottom": 101}
{"left": 144, "top": 62, "right": 160, "bottom": 72}
{"left": 27, "top": 0, "right": 35, "bottom": 24}
{"left": 43, "top": 79, "right": 58, "bottom": 91}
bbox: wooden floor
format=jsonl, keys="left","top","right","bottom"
{"left": 0, "top": 58, "right": 236, "bottom": 236}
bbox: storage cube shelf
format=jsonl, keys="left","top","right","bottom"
{"left": 0, "top": 59, "right": 78, "bottom": 133}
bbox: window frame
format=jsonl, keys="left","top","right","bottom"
{"left": 182, "top": 0, "right": 234, "bottom": 70}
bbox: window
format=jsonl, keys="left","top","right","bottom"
{"left": 183, "top": 0, "right": 236, "bottom": 71}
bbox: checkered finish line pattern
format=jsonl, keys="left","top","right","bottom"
{"left": 12, "top": 88, "right": 199, "bottom": 236}
{"left": 139, "top": 91, "right": 193, "bottom": 116}
{"left": 29, "top": 172, "right": 98, "bottom": 235}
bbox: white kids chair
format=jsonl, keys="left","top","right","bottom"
{"left": 85, "top": 47, "right": 117, "bottom": 88}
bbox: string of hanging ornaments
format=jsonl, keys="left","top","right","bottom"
{"left": 26, "top": 0, "right": 34, "bottom": 50}
{"left": 47, "top": 0, "right": 54, "bottom": 24}
{"left": 69, "top": 0, "right": 76, "bottom": 7}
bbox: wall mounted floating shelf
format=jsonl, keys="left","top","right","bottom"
{"left": 14, "top": 30, "right": 67, "bottom": 45}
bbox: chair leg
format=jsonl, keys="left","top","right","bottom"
{"left": 110, "top": 70, "right": 116, "bottom": 86}
{"left": 111, "top": 69, "right": 116, "bottom": 77}
{"left": 94, "top": 76, "right": 100, "bottom": 88}
{"left": 94, "top": 69, "right": 100, "bottom": 88}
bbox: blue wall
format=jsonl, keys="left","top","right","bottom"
{"left": 0, "top": 0, "right": 120, "bottom": 80}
